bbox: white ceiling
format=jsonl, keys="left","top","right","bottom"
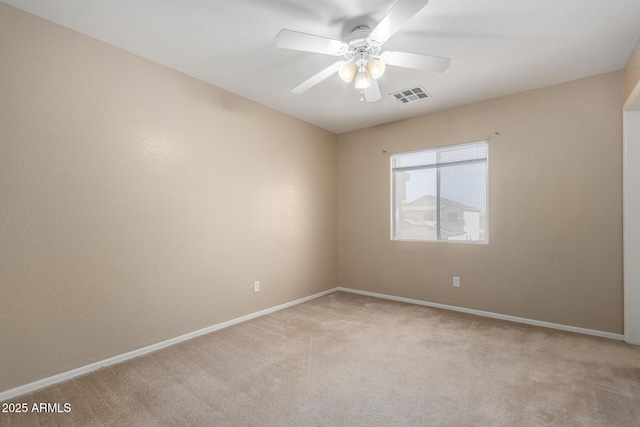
{"left": 3, "top": 0, "right": 640, "bottom": 134}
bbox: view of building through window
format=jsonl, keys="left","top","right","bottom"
{"left": 392, "top": 141, "right": 488, "bottom": 242}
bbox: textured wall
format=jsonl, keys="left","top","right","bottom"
{"left": 0, "top": 3, "right": 337, "bottom": 393}
{"left": 338, "top": 72, "right": 624, "bottom": 334}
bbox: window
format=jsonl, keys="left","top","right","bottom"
{"left": 392, "top": 141, "right": 488, "bottom": 243}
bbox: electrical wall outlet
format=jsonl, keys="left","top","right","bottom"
{"left": 453, "top": 277, "right": 460, "bottom": 287}
{"left": 253, "top": 281, "right": 260, "bottom": 292}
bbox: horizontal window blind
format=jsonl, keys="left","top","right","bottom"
{"left": 391, "top": 140, "right": 488, "bottom": 243}
{"left": 392, "top": 141, "right": 488, "bottom": 172}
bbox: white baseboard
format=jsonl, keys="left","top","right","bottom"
{"left": 337, "top": 287, "right": 624, "bottom": 341}
{"left": 0, "top": 287, "right": 338, "bottom": 402}
{"left": 2, "top": 286, "right": 624, "bottom": 401}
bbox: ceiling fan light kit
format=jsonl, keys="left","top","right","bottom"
{"left": 275, "top": 0, "right": 451, "bottom": 103}
{"left": 355, "top": 67, "right": 371, "bottom": 89}
{"left": 338, "top": 61, "right": 357, "bottom": 82}
{"left": 367, "top": 58, "right": 386, "bottom": 79}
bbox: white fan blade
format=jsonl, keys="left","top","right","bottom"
{"left": 380, "top": 51, "right": 450, "bottom": 72}
{"left": 276, "top": 30, "right": 347, "bottom": 56}
{"left": 363, "top": 78, "right": 382, "bottom": 102}
{"left": 367, "top": 0, "right": 429, "bottom": 45}
{"left": 291, "top": 61, "right": 346, "bottom": 94}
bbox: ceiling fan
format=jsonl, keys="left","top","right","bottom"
{"left": 275, "top": 0, "right": 451, "bottom": 102}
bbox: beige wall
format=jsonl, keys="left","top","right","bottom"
{"left": 338, "top": 71, "right": 624, "bottom": 334}
{"left": 625, "top": 38, "right": 640, "bottom": 101}
{"left": 0, "top": 3, "right": 337, "bottom": 393}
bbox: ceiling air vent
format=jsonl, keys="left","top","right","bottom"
{"left": 389, "top": 86, "right": 430, "bottom": 104}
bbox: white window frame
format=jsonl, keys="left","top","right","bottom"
{"left": 391, "top": 140, "right": 489, "bottom": 243}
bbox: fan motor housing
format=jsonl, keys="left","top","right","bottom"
{"left": 344, "top": 25, "right": 380, "bottom": 61}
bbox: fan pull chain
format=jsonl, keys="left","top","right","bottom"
{"left": 360, "top": 90, "right": 364, "bottom": 102}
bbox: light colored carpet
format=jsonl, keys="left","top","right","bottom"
{"left": 2, "top": 291, "right": 640, "bottom": 426}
